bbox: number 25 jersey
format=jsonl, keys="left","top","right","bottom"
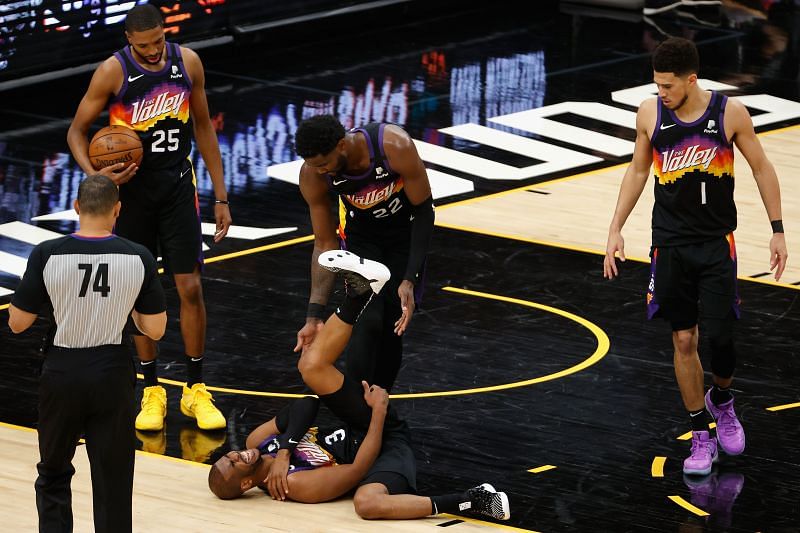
{"left": 650, "top": 91, "right": 736, "bottom": 247}
{"left": 109, "top": 42, "right": 193, "bottom": 171}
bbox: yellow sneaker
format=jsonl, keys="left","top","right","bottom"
{"left": 180, "top": 383, "right": 226, "bottom": 430}
{"left": 135, "top": 385, "right": 167, "bottom": 431}
{"left": 136, "top": 428, "right": 167, "bottom": 455}
{"left": 180, "top": 427, "right": 226, "bottom": 462}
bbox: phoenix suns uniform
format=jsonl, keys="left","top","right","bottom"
{"left": 109, "top": 42, "right": 201, "bottom": 274}
{"left": 327, "top": 122, "right": 422, "bottom": 391}
{"left": 647, "top": 91, "right": 740, "bottom": 329}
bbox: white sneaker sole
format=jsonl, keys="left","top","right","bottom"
{"left": 318, "top": 250, "right": 391, "bottom": 294}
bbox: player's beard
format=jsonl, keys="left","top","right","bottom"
{"left": 132, "top": 46, "right": 164, "bottom": 66}
{"left": 669, "top": 93, "right": 689, "bottom": 111}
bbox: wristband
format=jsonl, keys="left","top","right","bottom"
{"left": 215, "top": 199, "right": 229, "bottom": 205}
{"left": 307, "top": 302, "right": 327, "bottom": 320}
{"left": 771, "top": 219, "right": 784, "bottom": 233}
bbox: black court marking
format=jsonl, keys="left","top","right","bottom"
{"left": 437, "top": 519, "right": 465, "bottom": 527}
{"left": 526, "top": 189, "right": 550, "bottom": 195}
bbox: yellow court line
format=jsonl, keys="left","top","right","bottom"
{"left": 139, "top": 287, "right": 611, "bottom": 400}
{"left": 677, "top": 423, "right": 717, "bottom": 441}
{"left": 650, "top": 457, "right": 666, "bottom": 478}
{"left": 766, "top": 402, "right": 800, "bottom": 412}
{"left": 0, "top": 420, "right": 36, "bottom": 433}
{"left": 668, "top": 495, "right": 709, "bottom": 517}
{"left": 204, "top": 234, "right": 314, "bottom": 264}
{"left": 439, "top": 513, "right": 540, "bottom": 533}
{"left": 0, "top": 302, "right": 8, "bottom": 311}
{"left": 528, "top": 465, "right": 557, "bottom": 474}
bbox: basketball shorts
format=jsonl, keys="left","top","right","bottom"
{"left": 115, "top": 158, "right": 203, "bottom": 275}
{"left": 359, "top": 417, "right": 417, "bottom": 494}
{"left": 646, "top": 234, "right": 740, "bottom": 331}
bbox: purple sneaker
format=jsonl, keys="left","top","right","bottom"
{"left": 705, "top": 390, "right": 746, "bottom": 456}
{"left": 683, "top": 430, "right": 718, "bottom": 476}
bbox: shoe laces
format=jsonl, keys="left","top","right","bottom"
{"left": 716, "top": 408, "right": 740, "bottom": 435}
{"left": 190, "top": 386, "right": 218, "bottom": 414}
{"left": 141, "top": 388, "right": 164, "bottom": 414}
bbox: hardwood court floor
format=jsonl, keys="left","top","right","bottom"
{"left": 1, "top": 2, "right": 800, "bottom": 532}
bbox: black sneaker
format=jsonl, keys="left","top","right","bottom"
{"left": 465, "top": 483, "right": 511, "bottom": 521}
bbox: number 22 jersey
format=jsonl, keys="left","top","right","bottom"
{"left": 109, "top": 42, "right": 193, "bottom": 171}
{"left": 650, "top": 91, "right": 736, "bottom": 247}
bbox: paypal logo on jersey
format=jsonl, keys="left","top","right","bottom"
{"left": 170, "top": 65, "right": 183, "bottom": 80}
{"left": 704, "top": 119, "right": 718, "bottom": 134}
{"left": 375, "top": 166, "right": 390, "bottom": 179}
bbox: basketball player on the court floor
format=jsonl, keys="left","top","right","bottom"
{"left": 210, "top": 250, "right": 510, "bottom": 521}
{"left": 8, "top": 175, "right": 167, "bottom": 532}
{"left": 293, "top": 115, "right": 434, "bottom": 392}
{"left": 67, "top": 5, "right": 232, "bottom": 432}
{"left": 603, "top": 37, "right": 788, "bottom": 476}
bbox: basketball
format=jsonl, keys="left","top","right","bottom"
{"left": 88, "top": 125, "right": 143, "bottom": 171}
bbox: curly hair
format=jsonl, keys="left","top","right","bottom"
{"left": 208, "top": 464, "right": 244, "bottom": 500}
{"left": 294, "top": 115, "right": 346, "bottom": 158}
{"left": 652, "top": 37, "right": 699, "bottom": 77}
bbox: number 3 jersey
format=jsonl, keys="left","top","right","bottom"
{"left": 328, "top": 122, "right": 413, "bottom": 239}
{"left": 650, "top": 91, "right": 736, "bottom": 247}
{"left": 109, "top": 42, "right": 193, "bottom": 171}
{"left": 256, "top": 425, "right": 362, "bottom": 475}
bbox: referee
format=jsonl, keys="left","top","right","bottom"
{"left": 8, "top": 175, "right": 167, "bottom": 533}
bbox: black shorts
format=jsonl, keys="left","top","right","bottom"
{"left": 115, "top": 159, "right": 203, "bottom": 275}
{"left": 647, "top": 234, "right": 740, "bottom": 331}
{"left": 359, "top": 418, "right": 417, "bottom": 494}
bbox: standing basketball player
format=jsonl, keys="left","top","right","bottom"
{"left": 8, "top": 175, "right": 167, "bottom": 532}
{"left": 293, "top": 115, "right": 434, "bottom": 391}
{"left": 67, "top": 5, "right": 231, "bottom": 431}
{"left": 603, "top": 37, "right": 788, "bottom": 475}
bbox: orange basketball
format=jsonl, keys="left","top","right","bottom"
{"left": 88, "top": 125, "right": 143, "bottom": 171}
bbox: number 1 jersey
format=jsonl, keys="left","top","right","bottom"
{"left": 109, "top": 42, "right": 193, "bottom": 171}
{"left": 650, "top": 91, "right": 736, "bottom": 247}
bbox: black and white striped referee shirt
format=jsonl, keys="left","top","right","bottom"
{"left": 11, "top": 234, "right": 165, "bottom": 348}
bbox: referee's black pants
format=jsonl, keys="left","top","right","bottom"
{"left": 36, "top": 345, "right": 136, "bottom": 533}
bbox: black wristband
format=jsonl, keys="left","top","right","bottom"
{"left": 307, "top": 302, "right": 327, "bottom": 320}
{"left": 215, "top": 199, "right": 229, "bottom": 205}
{"left": 771, "top": 219, "right": 784, "bottom": 233}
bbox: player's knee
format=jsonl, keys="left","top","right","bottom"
{"left": 297, "top": 351, "right": 322, "bottom": 383}
{"left": 175, "top": 275, "right": 203, "bottom": 305}
{"left": 353, "top": 491, "right": 385, "bottom": 520}
{"left": 672, "top": 329, "right": 695, "bottom": 356}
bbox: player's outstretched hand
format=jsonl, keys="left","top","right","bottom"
{"left": 362, "top": 381, "right": 388, "bottom": 412}
{"left": 394, "top": 280, "right": 415, "bottom": 335}
{"left": 769, "top": 232, "right": 788, "bottom": 281}
{"left": 294, "top": 319, "right": 324, "bottom": 354}
{"left": 97, "top": 162, "right": 137, "bottom": 186}
{"left": 603, "top": 231, "right": 626, "bottom": 279}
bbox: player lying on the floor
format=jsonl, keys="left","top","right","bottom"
{"left": 208, "top": 251, "right": 510, "bottom": 521}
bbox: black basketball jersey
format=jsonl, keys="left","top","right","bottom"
{"left": 11, "top": 234, "right": 165, "bottom": 349}
{"left": 109, "top": 42, "right": 193, "bottom": 170}
{"left": 328, "top": 123, "right": 414, "bottom": 237}
{"left": 650, "top": 91, "right": 737, "bottom": 246}
{"left": 257, "top": 425, "right": 362, "bottom": 475}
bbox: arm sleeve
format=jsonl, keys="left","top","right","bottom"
{"left": 11, "top": 245, "right": 49, "bottom": 313}
{"left": 403, "top": 195, "right": 435, "bottom": 282}
{"left": 273, "top": 396, "right": 320, "bottom": 453}
{"left": 134, "top": 250, "right": 166, "bottom": 314}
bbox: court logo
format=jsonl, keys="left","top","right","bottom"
{"left": 704, "top": 119, "right": 718, "bottom": 134}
